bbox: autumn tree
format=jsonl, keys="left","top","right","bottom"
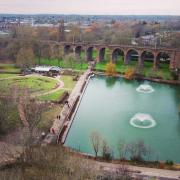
{"left": 16, "top": 47, "right": 35, "bottom": 68}
{"left": 124, "top": 68, "right": 135, "bottom": 80}
{"left": 106, "top": 61, "right": 117, "bottom": 76}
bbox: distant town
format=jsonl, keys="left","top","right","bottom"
{"left": 0, "top": 14, "right": 180, "bottom": 48}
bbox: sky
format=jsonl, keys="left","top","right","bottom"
{"left": 0, "top": 0, "right": 180, "bottom": 15}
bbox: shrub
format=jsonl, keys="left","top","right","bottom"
{"left": 105, "top": 61, "right": 117, "bottom": 76}
{"left": 165, "top": 160, "right": 174, "bottom": 166}
{"left": 124, "top": 68, "right": 135, "bottom": 80}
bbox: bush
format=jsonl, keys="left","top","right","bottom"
{"left": 165, "top": 160, "right": 174, "bottom": 166}
{"left": 105, "top": 61, "right": 117, "bottom": 76}
{"left": 124, "top": 68, "right": 135, "bottom": 80}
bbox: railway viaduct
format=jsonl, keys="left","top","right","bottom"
{"left": 41, "top": 41, "right": 180, "bottom": 70}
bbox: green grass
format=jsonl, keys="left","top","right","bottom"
{"left": 39, "top": 75, "right": 76, "bottom": 101}
{"left": 95, "top": 59, "right": 137, "bottom": 73}
{"left": 0, "top": 76, "right": 57, "bottom": 95}
{"left": 37, "top": 58, "right": 88, "bottom": 71}
{"left": 0, "top": 73, "right": 19, "bottom": 79}
{"left": 0, "top": 63, "right": 20, "bottom": 73}
{"left": 0, "top": 73, "right": 76, "bottom": 101}
{"left": 38, "top": 89, "right": 65, "bottom": 101}
{"left": 60, "top": 75, "right": 76, "bottom": 89}
{"left": 95, "top": 57, "right": 173, "bottom": 80}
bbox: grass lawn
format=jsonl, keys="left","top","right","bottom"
{"left": 37, "top": 58, "right": 88, "bottom": 71}
{"left": 60, "top": 75, "right": 76, "bottom": 89}
{"left": 39, "top": 75, "right": 76, "bottom": 101}
{"left": 0, "top": 73, "right": 19, "bottom": 79}
{"left": 0, "top": 63, "right": 20, "bottom": 73}
{"left": 95, "top": 58, "right": 173, "bottom": 80}
{"left": 38, "top": 90, "right": 65, "bottom": 101}
{"left": 0, "top": 76, "right": 57, "bottom": 95}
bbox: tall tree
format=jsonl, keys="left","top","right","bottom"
{"left": 16, "top": 47, "right": 35, "bottom": 68}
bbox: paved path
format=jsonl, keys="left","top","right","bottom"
{"left": 94, "top": 161, "right": 180, "bottom": 180}
{"left": 43, "top": 69, "right": 91, "bottom": 143}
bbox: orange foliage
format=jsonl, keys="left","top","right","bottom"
{"left": 106, "top": 61, "right": 117, "bottom": 76}
{"left": 124, "top": 68, "right": 135, "bottom": 80}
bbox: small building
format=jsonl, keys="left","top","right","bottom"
{"left": 31, "top": 66, "right": 61, "bottom": 76}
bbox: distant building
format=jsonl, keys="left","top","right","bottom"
{"left": 0, "top": 21, "right": 20, "bottom": 32}
{"left": 138, "top": 35, "right": 157, "bottom": 46}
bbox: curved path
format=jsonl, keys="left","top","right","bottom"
{"left": 0, "top": 74, "right": 65, "bottom": 98}
{"left": 31, "top": 75, "right": 64, "bottom": 97}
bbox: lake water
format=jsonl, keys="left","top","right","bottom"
{"left": 65, "top": 75, "right": 180, "bottom": 162}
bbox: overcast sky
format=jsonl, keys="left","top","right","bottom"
{"left": 0, "top": 0, "right": 180, "bottom": 15}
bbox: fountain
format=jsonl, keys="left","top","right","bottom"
{"left": 136, "top": 84, "right": 154, "bottom": 93}
{"left": 130, "top": 113, "right": 156, "bottom": 129}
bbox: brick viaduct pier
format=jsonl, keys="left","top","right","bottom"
{"left": 41, "top": 41, "right": 180, "bottom": 70}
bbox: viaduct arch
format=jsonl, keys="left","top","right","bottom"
{"left": 40, "top": 41, "right": 180, "bottom": 70}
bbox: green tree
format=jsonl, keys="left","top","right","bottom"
{"left": 64, "top": 53, "right": 76, "bottom": 69}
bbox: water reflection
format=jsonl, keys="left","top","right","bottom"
{"left": 105, "top": 77, "right": 116, "bottom": 88}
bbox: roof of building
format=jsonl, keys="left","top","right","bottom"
{"left": 32, "top": 66, "right": 61, "bottom": 72}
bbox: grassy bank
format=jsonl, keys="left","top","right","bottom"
{"left": 39, "top": 75, "right": 76, "bottom": 101}
{"left": 95, "top": 59, "right": 173, "bottom": 80}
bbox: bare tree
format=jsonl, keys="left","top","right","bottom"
{"left": 90, "top": 131, "right": 102, "bottom": 158}
{"left": 101, "top": 163, "right": 132, "bottom": 180}
{"left": 127, "top": 140, "right": 149, "bottom": 161}
{"left": 117, "top": 139, "right": 128, "bottom": 160}
{"left": 16, "top": 47, "right": 35, "bottom": 68}
{"left": 0, "top": 145, "right": 98, "bottom": 180}
{"left": 0, "top": 92, "right": 20, "bottom": 136}
{"left": 101, "top": 139, "right": 113, "bottom": 160}
{"left": 18, "top": 89, "right": 47, "bottom": 146}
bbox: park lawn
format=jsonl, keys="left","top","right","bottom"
{"left": 39, "top": 75, "right": 76, "bottom": 101}
{"left": 38, "top": 89, "right": 65, "bottom": 101}
{"left": 60, "top": 75, "right": 76, "bottom": 89}
{"left": 95, "top": 59, "right": 173, "bottom": 80}
{"left": 0, "top": 73, "right": 20, "bottom": 79}
{"left": 142, "top": 62, "right": 172, "bottom": 80}
{"left": 0, "top": 63, "right": 21, "bottom": 73}
{"left": 95, "top": 60, "right": 137, "bottom": 73}
{"left": 37, "top": 58, "right": 88, "bottom": 71}
{"left": 0, "top": 76, "right": 57, "bottom": 95}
